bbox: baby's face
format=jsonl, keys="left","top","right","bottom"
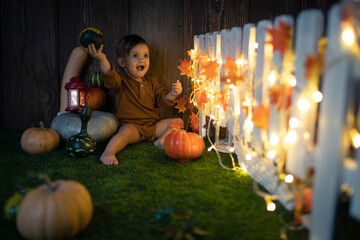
{"left": 121, "top": 43, "right": 150, "bottom": 81}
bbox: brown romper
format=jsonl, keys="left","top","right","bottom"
{"left": 99, "top": 64, "right": 176, "bottom": 139}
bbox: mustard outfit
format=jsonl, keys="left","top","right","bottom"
{"left": 99, "top": 64, "right": 176, "bottom": 139}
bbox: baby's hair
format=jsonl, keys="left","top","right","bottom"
{"left": 116, "top": 34, "right": 149, "bottom": 59}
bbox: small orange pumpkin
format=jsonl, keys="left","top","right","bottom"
{"left": 164, "top": 131, "right": 205, "bottom": 162}
{"left": 16, "top": 175, "right": 93, "bottom": 240}
{"left": 20, "top": 121, "right": 60, "bottom": 154}
{"left": 86, "top": 87, "right": 106, "bottom": 110}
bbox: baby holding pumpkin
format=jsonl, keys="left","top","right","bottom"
{"left": 86, "top": 34, "right": 183, "bottom": 165}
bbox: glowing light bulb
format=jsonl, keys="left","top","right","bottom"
{"left": 284, "top": 174, "right": 294, "bottom": 183}
{"left": 289, "top": 117, "right": 299, "bottom": 129}
{"left": 210, "top": 115, "right": 215, "bottom": 119}
{"left": 267, "top": 150, "right": 276, "bottom": 159}
{"left": 229, "top": 147, "right": 235, "bottom": 152}
{"left": 208, "top": 146, "right": 214, "bottom": 152}
{"left": 244, "top": 119, "right": 254, "bottom": 130}
{"left": 270, "top": 134, "right": 279, "bottom": 146}
{"left": 285, "top": 130, "right": 297, "bottom": 144}
{"left": 350, "top": 128, "right": 360, "bottom": 149}
{"left": 289, "top": 77, "right": 297, "bottom": 87}
{"left": 267, "top": 69, "right": 278, "bottom": 85}
{"left": 342, "top": 29, "right": 355, "bottom": 46}
{"left": 313, "top": 91, "right": 323, "bottom": 103}
{"left": 216, "top": 104, "right": 221, "bottom": 108}
{"left": 245, "top": 153, "right": 252, "bottom": 161}
{"left": 297, "top": 99, "right": 311, "bottom": 111}
{"left": 229, "top": 84, "right": 236, "bottom": 89}
{"left": 235, "top": 59, "right": 243, "bottom": 65}
{"left": 217, "top": 59, "right": 222, "bottom": 64}
{"left": 252, "top": 42, "right": 259, "bottom": 49}
{"left": 266, "top": 201, "right": 276, "bottom": 211}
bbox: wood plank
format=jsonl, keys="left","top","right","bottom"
{"left": 0, "top": 0, "right": 58, "bottom": 130}
{"left": 130, "top": 0, "right": 183, "bottom": 119}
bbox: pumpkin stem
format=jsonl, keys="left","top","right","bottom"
{"left": 39, "top": 121, "right": 44, "bottom": 129}
{"left": 39, "top": 174, "right": 56, "bottom": 193}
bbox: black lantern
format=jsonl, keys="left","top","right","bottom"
{"left": 65, "top": 77, "right": 87, "bottom": 111}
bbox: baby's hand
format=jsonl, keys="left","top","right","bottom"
{"left": 171, "top": 80, "right": 182, "bottom": 96}
{"left": 85, "top": 44, "right": 106, "bottom": 61}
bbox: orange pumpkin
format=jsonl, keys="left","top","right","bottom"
{"left": 164, "top": 131, "right": 205, "bottom": 162}
{"left": 16, "top": 176, "right": 93, "bottom": 240}
{"left": 20, "top": 121, "right": 60, "bottom": 154}
{"left": 86, "top": 87, "right": 106, "bottom": 110}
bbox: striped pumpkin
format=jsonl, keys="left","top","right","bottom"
{"left": 88, "top": 71, "right": 104, "bottom": 88}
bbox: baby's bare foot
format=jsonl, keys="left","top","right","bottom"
{"left": 100, "top": 152, "right": 119, "bottom": 165}
{"left": 154, "top": 139, "right": 165, "bottom": 149}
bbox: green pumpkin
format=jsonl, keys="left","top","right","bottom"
{"left": 4, "top": 188, "right": 31, "bottom": 222}
{"left": 79, "top": 27, "right": 104, "bottom": 49}
{"left": 89, "top": 71, "right": 104, "bottom": 88}
{"left": 66, "top": 104, "right": 96, "bottom": 157}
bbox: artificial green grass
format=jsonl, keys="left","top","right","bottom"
{"left": 0, "top": 129, "right": 357, "bottom": 240}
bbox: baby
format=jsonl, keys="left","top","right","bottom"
{"left": 86, "top": 34, "right": 183, "bottom": 165}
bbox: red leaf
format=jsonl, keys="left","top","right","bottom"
{"left": 194, "top": 90, "right": 208, "bottom": 109}
{"left": 304, "top": 53, "right": 324, "bottom": 79}
{"left": 266, "top": 20, "right": 292, "bottom": 56}
{"left": 170, "top": 119, "right": 184, "bottom": 132}
{"left": 175, "top": 96, "right": 188, "bottom": 113}
{"left": 185, "top": 96, "right": 194, "bottom": 111}
{"left": 252, "top": 104, "right": 269, "bottom": 129}
{"left": 190, "top": 112, "right": 200, "bottom": 132}
{"left": 177, "top": 59, "right": 193, "bottom": 78}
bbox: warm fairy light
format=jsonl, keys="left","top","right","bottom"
{"left": 297, "top": 99, "right": 311, "bottom": 111}
{"left": 270, "top": 134, "right": 279, "bottom": 146}
{"left": 235, "top": 59, "right": 243, "bottom": 65}
{"left": 267, "top": 150, "right": 276, "bottom": 159}
{"left": 289, "top": 77, "right": 297, "bottom": 87}
{"left": 229, "top": 84, "right": 236, "bottom": 89}
{"left": 216, "top": 104, "right": 221, "bottom": 108}
{"left": 289, "top": 117, "right": 299, "bottom": 129}
{"left": 229, "top": 147, "right": 235, "bottom": 152}
{"left": 342, "top": 29, "right": 355, "bottom": 46}
{"left": 252, "top": 42, "right": 259, "bottom": 49}
{"left": 210, "top": 115, "right": 215, "bottom": 119}
{"left": 208, "top": 146, "right": 214, "bottom": 152}
{"left": 244, "top": 119, "right": 254, "bottom": 130}
{"left": 267, "top": 69, "right": 278, "bottom": 85}
{"left": 245, "top": 153, "right": 252, "bottom": 161}
{"left": 285, "top": 130, "right": 297, "bottom": 144}
{"left": 241, "top": 163, "right": 248, "bottom": 173}
{"left": 266, "top": 199, "right": 276, "bottom": 211}
{"left": 313, "top": 91, "right": 323, "bottom": 103}
{"left": 350, "top": 128, "right": 360, "bottom": 149}
{"left": 226, "top": 79, "right": 231, "bottom": 84}
{"left": 217, "top": 59, "right": 223, "bottom": 64}
{"left": 284, "top": 174, "right": 294, "bottom": 183}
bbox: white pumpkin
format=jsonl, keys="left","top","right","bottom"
{"left": 51, "top": 111, "right": 119, "bottom": 143}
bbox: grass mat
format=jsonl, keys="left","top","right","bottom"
{"left": 0, "top": 129, "right": 358, "bottom": 240}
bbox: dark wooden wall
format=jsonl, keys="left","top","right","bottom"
{"left": 0, "top": 0, "right": 339, "bottom": 131}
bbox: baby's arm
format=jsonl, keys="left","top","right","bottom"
{"left": 86, "top": 44, "right": 111, "bottom": 74}
{"left": 165, "top": 80, "right": 182, "bottom": 101}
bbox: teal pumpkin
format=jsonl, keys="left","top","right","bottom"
{"left": 79, "top": 27, "right": 104, "bottom": 49}
{"left": 65, "top": 104, "right": 96, "bottom": 157}
{"left": 89, "top": 71, "right": 104, "bottom": 88}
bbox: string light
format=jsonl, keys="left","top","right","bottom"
{"left": 245, "top": 153, "right": 252, "bottom": 161}
{"left": 342, "top": 28, "right": 355, "bottom": 46}
{"left": 252, "top": 42, "right": 259, "bottom": 49}
{"left": 284, "top": 174, "right": 294, "bottom": 183}
{"left": 235, "top": 58, "right": 243, "bottom": 65}
{"left": 270, "top": 134, "right": 279, "bottom": 146}
{"left": 289, "top": 117, "right": 299, "bottom": 129}
{"left": 267, "top": 69, "right": 278, "bottom": 85}
{"left": 297, "top": 98, "right": 311, "bottom": 111}
{"left": 350, "top": 128, "right": 360, "bottom": 149}
{"left": 289, "top": 77, "right": 297, "bottom": 87}
{"left": 244, "top": 119, "right": 254, "bottom": 130}
{"left": 267, "top": 150, "right": 276, "bottom": 159}
{"left": 284, "top": 130, "right": 297, "bottom": 144}
{"left": 313, "top": 91, "right": 323, "bottom": 103}
{"left": 265, "top": 196, "right": 276, "bottom": 211}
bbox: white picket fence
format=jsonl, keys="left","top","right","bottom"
{"left": 194, "top": 4, "right": 360, "bottom": 240}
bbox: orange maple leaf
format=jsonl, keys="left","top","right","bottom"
{"left": 175, "top": 96, "right": 188, "bottom": 113}
{"left": 195, "top": 90, "right": 208, "bottom": 109}
{"left": 199, "top": 53, "right": 211, "bottom": 66}
{"left": 190, "top": 112, "right": 200, "bottom": 132}
{"left": 177, "top": 59, "right": 193, "bottom": 78}
{"left": 217, "top": 89, "right": 229, "bottom": 111}
{"left": 170, "top": 119, "right": 184, "bottom": 132}
{"left": 200, "top": 60, "right": 219, "bottom": 80}
{"left": 252, "top": 104, "right": 269, "bottom": 129}
{"left": 266, "top": 20, "right": 292, "bottom": 56}
{"left": 187, "top": 49, "right": 200, "bottom": 61}
{"left": 269, "top": 84, "right": 293, "bottom": 112}
{"left": 185, "top": 96, "right": 194, "bottom": 111}
{"left": 304, "top": 53, "right": 324, "bottom": 79}
{"left": 221, "top": 56, "right": 245, "bottom": 85}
